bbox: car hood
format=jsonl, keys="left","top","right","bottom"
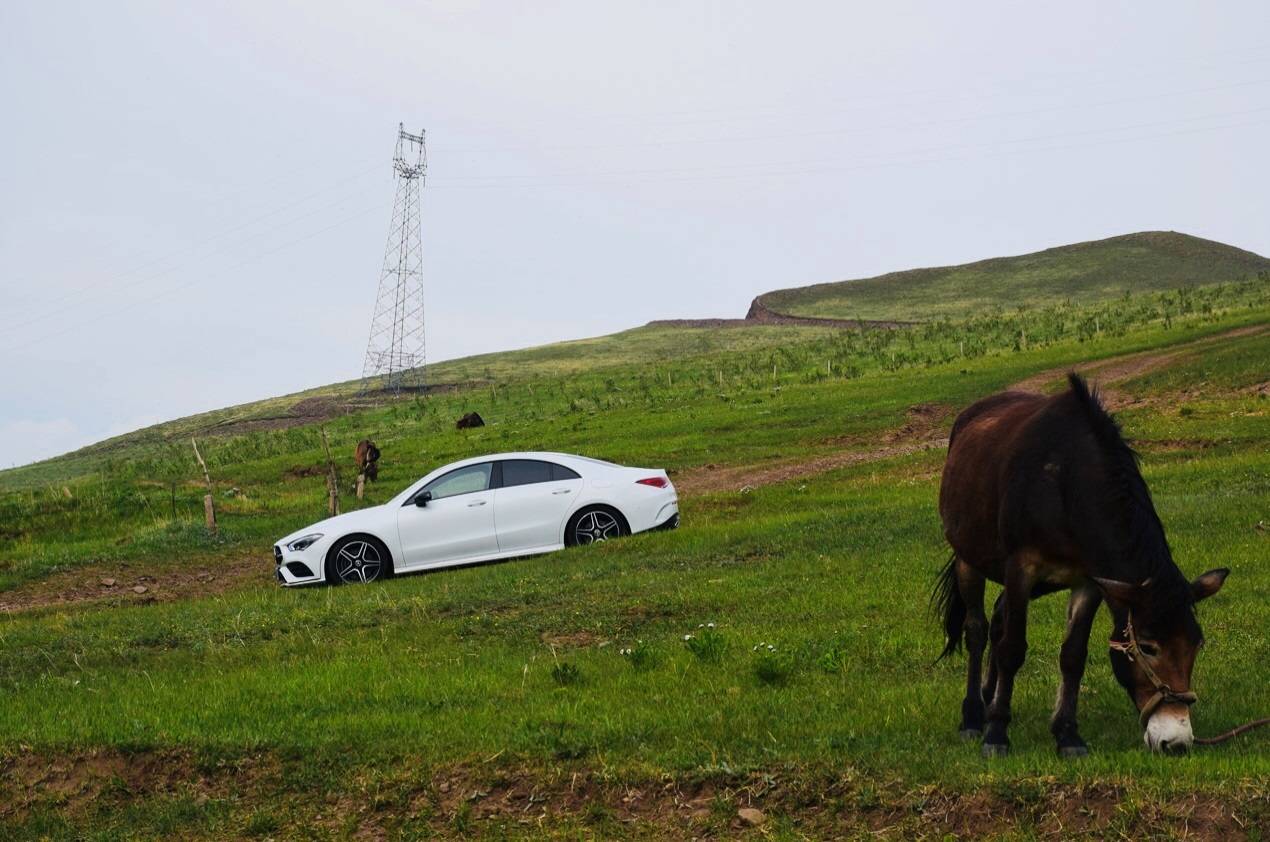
{"left": 278, "top": 505, "right": 390, "bottom": 546}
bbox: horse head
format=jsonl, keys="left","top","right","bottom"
{"left": 1095, "top": 569, "right": 1229, "bottom": 753}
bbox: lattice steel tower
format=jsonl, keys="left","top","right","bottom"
{"left": 361, "top": 124, "right": 427, "bottom": 394}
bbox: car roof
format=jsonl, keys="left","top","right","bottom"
{"left": 440, "top": 452, "right": 619, "bottom": 470}
{"left": 389, "top": 452, "right": 628, "bottom": 505}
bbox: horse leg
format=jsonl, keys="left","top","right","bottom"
{"left": 982, "top": 592, "right": 1004, "bottom": 707}
{"left": 1050, "top": 582, "right": 1102, "bottom": 757}
{"left": 982, "top": 557, "right": 1034, "bottom": 757}
{"left": 957, "top": 560, "right": 988, "bottom": 739}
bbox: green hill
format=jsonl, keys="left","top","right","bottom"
{"left": 3, "top": 231, "right": 1268, "bottom": 489}
{"left": 756, "top": 231, "right": 1270, "bottom": 321}
{"left": 2, "top": 252, "right": 1269, "bottom": 838}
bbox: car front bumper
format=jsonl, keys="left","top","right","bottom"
{"left": 274, "top": 543, "right": 326, "bottom": 586}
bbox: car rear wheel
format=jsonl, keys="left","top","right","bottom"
{"left": 326, "top": 536, "right": 389, "bottom": 585}
{"left": 566, "top": 506, "right": 629, "bottom": 547}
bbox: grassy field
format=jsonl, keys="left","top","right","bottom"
{"left": 757, "top": 231, "right": 1270, "bottom": 321}
{"left": 1, "top": 278, "right": 1268, "bottom": 839}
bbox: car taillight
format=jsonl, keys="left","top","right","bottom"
{"left": 636, "top": 477, "right": 668, "bottom": 488}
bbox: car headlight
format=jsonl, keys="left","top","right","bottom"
{"left": 286, "top": 533, "right": 324, "bottom": 552}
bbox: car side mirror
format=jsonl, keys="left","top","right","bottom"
{"left": 414, "top": 491, "right": 432, "bottom": 508}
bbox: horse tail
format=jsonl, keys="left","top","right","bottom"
{"left": 933, "top": 552, "right": 965, "bottom": 660}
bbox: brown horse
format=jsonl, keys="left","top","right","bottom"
{"left": 354, "top": 439, "right": 380, "bottom": 481}
{"left": 935, "top": 374, "right": 1229, "bottom": 756}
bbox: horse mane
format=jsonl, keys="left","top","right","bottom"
{"left": 1065, "top": 373, "right": 1188, "bottom": 599}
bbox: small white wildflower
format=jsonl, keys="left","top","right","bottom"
{"left": 683, "top": 634, "right": 693, "bottom": 641}
{"left": 698, "top": 624, "right": 705, "bottom": 629}
{"left": 767, "top": 644, "right": 776, "bottom": 652}
{"left": 707, "top": 622, "right": 715, "bottom": 629}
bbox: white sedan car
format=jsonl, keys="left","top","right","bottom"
{"left": 273, "top": 452, "right": 679, "bottom": 586}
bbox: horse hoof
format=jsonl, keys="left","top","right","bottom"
{"left": 982, "top": 743, "right": 1009, "bottom": 758}
{"left": 959, "top": 729, "right": 982, "bottom": 742}
{"left": 1059, "top": 745, "right": 1089, "bottom": 758}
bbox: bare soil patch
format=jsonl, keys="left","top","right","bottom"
{"left": 3, "top": 748, "right": 1264, "bottom": 840}
{"left": 1010, "top": 324, "right": 1267, "bottom": 408}
{"left": 1135, "top": 438, "right": 1221, "bottom": 453}
{"left": 744, "top": 296, "right": 918, "bottom": 329}
{"left": 1243, "top": 379, "right": 1270, "bottom": 398}
{"left": 0, "top": 554, "right": 263, "bottom": 614}
{"left": 540, "top": 630, "right": 606, "bottom": 649}
{"left": 1, "top": 748, "right": 281, "bottom": 825}
{"left": 646, "top": 296, "right": 917, "bottom": 331}
{"left": 674, "top": 403, "right": 952, "bottom": 496}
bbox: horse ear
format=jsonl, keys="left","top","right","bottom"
{"left": 1092, "top": 576, "right": 1143, "bottom": 605}
{"left": 1191, "top": 568, "right": 1229, "bottom": 602}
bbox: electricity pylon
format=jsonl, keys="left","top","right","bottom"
{"left": 361, "top": 124, "right": 427, "bottom": 394}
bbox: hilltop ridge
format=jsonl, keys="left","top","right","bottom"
{"left": 753, "top": 231, "right": 1270, "bottom": 322}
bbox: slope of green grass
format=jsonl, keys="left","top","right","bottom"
{"left": 758, "top": 231, "right": 1270, "bottom": 321}
{"left": 0, "top": 324, "right": 841, "bottom": 495}
{"left": 3, "top": 280, "right": 1264, "bottom": 590}
{"left": 1, "top": 277, "right": 1268, "bottom": 839}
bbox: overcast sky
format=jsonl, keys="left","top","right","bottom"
{"left": 2, "top": 2, "right": 1268, "bottom": 468}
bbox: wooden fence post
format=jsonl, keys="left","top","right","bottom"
{"left": 320, "top": 428, "right": 340, "bottom": 516}
{"left": 356, "top": 473, "right": 366, "bottom": 500}
{"left": 191, "top": 438, "right": 217, "bottom": 534}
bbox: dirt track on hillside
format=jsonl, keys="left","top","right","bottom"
{"left": 1010, "top": 323, "right": 1267, "bottom": 408}
{"left": 672, "top": 324, "right": 1267, "bottom": 495}
{"left": 646, "top": 296, "right": 917, "bottom": 330}
{"left": 673, "top": 403, "right": 952, "bottom": 496}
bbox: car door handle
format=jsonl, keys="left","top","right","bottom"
{"left": 551, "top": 489, "right": 571, "bottom": 495}
{"left": 467, "top": 500, "right": 487, "bottom": 507}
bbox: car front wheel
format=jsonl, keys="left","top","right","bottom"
{"left": 326, "top": 536, "right": 389, "bottom": 585}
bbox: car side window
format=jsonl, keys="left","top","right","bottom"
{"left": 500, "top": 459, "right": 554, "bottom": 488}
{"left": 421, "top": 463, "right": 492, "bottom": 500}
{"left": 551, "top": 462, "right": 581, "bottom": 481}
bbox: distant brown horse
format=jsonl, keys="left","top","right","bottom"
{"left": 936, "top": 374, "right": 1229, "bottom": 756}
{"left": 354, "top": 439, "right": 380, "bottom": 481}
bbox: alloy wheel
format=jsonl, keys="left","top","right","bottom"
{"left": 334, "top": 540, "right": 384, "bottom": 584}
{"left": 574, "top": 510, "right": 620, "bottom": 545}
